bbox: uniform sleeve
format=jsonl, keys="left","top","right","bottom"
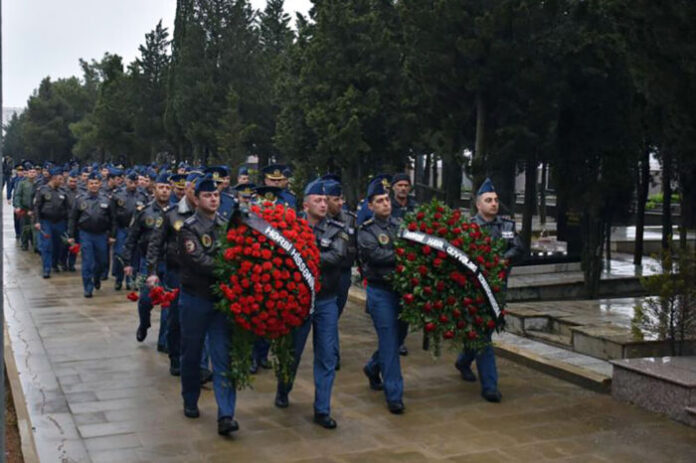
{"left": 122, "top": 210, "right": 143, "bottom": 263}
{"left": 68, "top": 199, "right": 79, "bottom": 238}
{"left": 146, "top": 213, "right": 167, "bottom": 274}
{"left": 178, "top": 226, "right": 216, "bottom": 277}
{"left": 33, "top": 188, "right": 43, "bottom": 222}
{"left": 12, "top": 182, "right": 22, "bottom": 208}
{"left": 358, "top": 227, "right": 395, "bottom": 267}
{"left": 504, "top": 233, "right": 526, "bottom": 264}
{"left": 320, "top": 227, "right": 347, "bottom": 267}
{"left": 110, "top": 196, "right": 118, "bottom": 237}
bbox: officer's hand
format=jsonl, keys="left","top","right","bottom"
{"left": 27, "top": 211, "right": 33, "bottom": 216}
{"left": 34, "top": 223, "right": 41, "bottom": 230}
{"left": 67, "top": 238, "right": 75, "bottom": 245}
{"left": 14, "top": 207, "right": 20, "bottom": 213}
{"left": 124, "top": 266, "right": 134, "bottom": 277}
{"left": 146, "top": 275, "right": 159, "bottom": 288}
{"left": 108, "top": 237, "right": 116, "bottom": 244}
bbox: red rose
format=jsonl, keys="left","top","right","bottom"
{"left": 436, "top": 281, "right": 445, "bottom": 291}
{"left": 443, "top": 330, "right": 454, "bottom": 339}
{"left": 439, "top": 314, "right": 449, "bottom": 323}
{"left": 423, "top": 286, "right": 432, "bottom": 295}
{"left": 410, "top": 277, "right": 420, "bottom": 286}
{"left": 416, "top": 211, "right": 425, "bottom": 220}
{"left": 456, "top": 320, "right": 466, "bottom": 329}
{"left": 396, "top": 248, "right": 405, "bottom": 256}
{"left": 487, "top": 320, "right": 496, "bottom": 329}
{"left": 408, "top": 222, "right": 418, "bottom": 231}
{"left": 421, "top": 245, "right": 431, "bottom": 256}
{"left": 418, "top": 265, "right": 428, "bottom": 276}
{"left": 403, "top": 293, "right": 414, "bottom": 304}
{"left": 446, "top": 296, "right": 456, "bottom": 306}
{"left": 406, "top": 253, "right": 416, "bottom": 262}
{"left": 127, "top": 292, "right": 139, "bottom": 302}
{"left": 423, "top": 302, "right": 433, "bottom": 312}
{"left": 467, "top": 331, "right": 477, "bottom": 340}
{"left": 452, "top": 308, "right": 461, "bottom": 318}
{"left": 424, "top": 322, "right": 436, "bottom": 332}
{"left": 468, "top": 306, "right": 478, "bottom": 315}
{"left": 396, "top": 264, "right": 405, "bottom": 273}
{"left": 433, "top": 258, "right": 442, "bottom": 267}
{"left": 433, "top": 300, "right": 443, "bottom": 310}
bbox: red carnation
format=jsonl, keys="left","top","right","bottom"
{"left": 403, "top": 293, "right": 414, "bottom": 304}
{"left": 443, "top": 330, "right": 454, "bottom": 339}
{"left": 406, "top": 253, "right": 416, "bottom": 262}
{"left": 126, "top": 292, "right": 139, "bottom": 302}
{"left": 424, "top": 322, "right": 436, "bottom": 333}
{"left": 408, "top": 222, "right": 418, "bottom": 231}
{"left": 422, "top": 245, "right": 431, "bottom": 256}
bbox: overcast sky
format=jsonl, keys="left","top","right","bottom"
{"left": 3, "top": 0, "right": 312, "bottom": 108}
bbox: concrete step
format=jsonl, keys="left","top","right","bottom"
{"left": 525, "top": 329, "right": 572, "bottom": 349}
{"left": 685, "top": 407, "right": 696, "bottom": 417}
{"left": 494, "top": 332, "right": 612, "bottom": 393}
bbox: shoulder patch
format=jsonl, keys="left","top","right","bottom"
{"left": 327, "top": 218, "right": 344, "bottom": 228}
{"left": 184, "top": 215, "right": 198, "bottom": 225}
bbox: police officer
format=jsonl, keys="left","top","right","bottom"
{"left": 321, "top": 176, "right": 356, "bottom": 370}
{"left": 146, "top": 171, "right": 201, "bottom": 376}
{"left": 170, "top": 174, "right": 187, "bottom": 205}
{"left": 261, "top": 164, "right": 296, "bottom": 209}
{"left": 122, "top": 173, "right": 172, "bottom": 347}
{"left": 8, "top": 164, "right": 25, "bottom": 240}
{"left": 356, "top": 173, "right": 391, "bottom": 226}
{"left": 14, "top": 163, "right": 39, "bottom": 251}
{"left": 358, "top": 175, "right": 406, "bottom": 414}
{"left": 67, "top": 172, "right": 114, "bottom": 298}
{"left": 274, "top": 179, "right": 346, "bottom": 429}
{"left": 111, "top": 172, "right": 145, "bottom": 290}
{"left": 454, "top": 178, "right": 525, "bottom": 403}
{"left": 205, "top": 166, "right": 237, "bottom": 222}
{"left": 33, "top": 166, "right": 70, "bottom": 278}
{"left": 177, "top": 175, "right": 238, "bottom": 436}
{"left": 236, "top": 166, "right": 250, "bottom": 185}
{"left": 61, "top": 170, "right": 80, "bottom": 272}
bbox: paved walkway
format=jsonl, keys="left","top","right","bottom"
{"left": 4, "top": 208, "right": 696, "bottom": 462}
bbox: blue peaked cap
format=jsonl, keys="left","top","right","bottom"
{"left": 366, "top": 173, "right": 392, "bottom": 200}
{"left": 304, "top": 178, "right": 325, "bottom": 196}
{"left": 195, "top": 175, "right": 218, "bottom": 195}
{"left": 477, "top": 177, "right": 496, "bottom": 196}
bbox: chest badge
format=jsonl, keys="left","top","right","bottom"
{"left": 79, "top": 202, "right": 87, "bottom": 211}
{"left": 184, "top": 239, "right": 196, "bottom": 254}
{"left": 502, "top": 230, "right": 514, "bottom": 239}
{"left": 378, "top": 233, "right": 390, "bottom": 245}
{"left": 201, "top": 234, "right": 213, "bottom": 248}
{"left": 155, "top": 217, "right": 164, "bottom": 228}
{"left": 145, "top": 216, "right": 155, "bottom": 227}
{"left": 44, "top": 192, "right": 52, "bottom": 200}
{"left": 174, "top": 220, "right": 184, "bottom": 232}
{"left": 118, "top": 199, "right": 125, "bottom": 207}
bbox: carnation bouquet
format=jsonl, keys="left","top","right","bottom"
{"left": 215, "top": 201, "right": 321, "bottom": 388}
{"left": 392, "top": 199, "right": 509, "bottom": 355}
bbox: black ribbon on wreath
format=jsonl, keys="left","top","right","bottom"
{"left": 234, "top": 209, "right": 317, "bottom": 313}
{"left": 397, "top": 228, "right": 502, "bottom": 319}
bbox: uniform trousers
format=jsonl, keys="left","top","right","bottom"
{"left": 277, "top": 296, "right": 339, "bottom": 415}
{"left": 38, "top": 219, "right": 66, "bottom": 274}
{"left": 179, "top": 290, "right": 236, "bottom": 418}
{"left": 456, "top": 333, "right": 499, "bottom": 393}
{"left": 364, "top": 285, "right": 406, "bottom": 404}
{"left": 79, "top": 231, "right": 107, "bottom": 294}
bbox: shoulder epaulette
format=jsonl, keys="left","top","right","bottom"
{"left": 184, "top": 215, "right": 198, "bottom": 225}
{"left": 360, "top": 218, "right": 374, "bottom": 228}
{"left": 327, "top": 218, "right": 344, "bottom": 228}
{"left": 346, "top": 210, "right": 357, "bottom": 218}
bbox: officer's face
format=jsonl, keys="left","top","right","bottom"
{"left": 115, "top": 176, "right": 124, "bottom": 186}
{"left": 393, "top": 180, "right": 411, "bottom": 199}
{"left": 125, "top": 179, "right": 137, "bottom": 191}
{"left": 327, "top": 195, "right": 343, "bottom": 216}
{"left": 264, "top": 177, "right": 283, "bottom": 188}
{"left": 138, "top": 176, "right": 148, "bottom": 188}
{"left": 177, "top": 167, "right": 186, "bottom": 174}
{"left": 154, "top": 183, "right": 172, "bottom": 203}
{"left": 237, "top": 174, "right": 249, "bottom": 184}
{"left": 185, "top": 183, "right": 197, "bottom": 205}
{"left": 67, "top": 178, "right": 78, "bottom": 189}
{"left": 50, "top": 175, "right": 64, "bottom": 187}
{"left": 174, "top": 186, "right": 185, "bottom": 199}
{"left": 81, "top": 173, "right": 89, "bottom": 182}
{"left": 87, "top": 179, "right": 101, "bottom": 193}
{"left": 27, "top": 169, "right": 37, "bottom": 179}
{"left": 304, "top": 194, "right": 328, "bottom": 220}
{"left": 369, "top": 193, "right": 392, "bottom": 219}
{"left": 477, "top": 192, "right": 499, "bottom": 218}
{"left": 100, "top": 168, "right": 109, "bottom": 178}
{"left": 197, "top": 190, "right": 220, "bottom": 214}
{"left": 222, "top": 177, "right": 230, "bottom": 188}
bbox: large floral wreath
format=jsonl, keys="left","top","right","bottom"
{"left": 215, "top": 201, "right": 321, "bottom": 388}
{"left": 391, "top": 199, "right": 509, "bottom": 354}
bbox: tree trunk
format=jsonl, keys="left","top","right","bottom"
{"left": 605, "top": 217, "right": 612, "bottom": 271}
{"left": 521, "top": 154, "right": 537, "bottom": 252}
{"left": 538, "top": 161, "right": 547, "bottom": 225}
{"left": 634, "top": 148, "right": 650, "bottom": 265}
{"left": 582, "top": 209, "right": 605, "bottom": 298}
{"left": 662, "top": 150, "right": 673, "bottom": 252}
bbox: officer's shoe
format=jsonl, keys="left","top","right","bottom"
{"left": 259, "top": 358, "right": 272, "bottom": 369}
{"left": 335, "top": 359, "right": 341, "bottom": 371}
{"left": 157, "top": 344, "right": 168, "bottom": 354}
{"left": 125, "top": 281, "right": 133, "bottom": 290}
{"left": 43, "top": 271, "right": 50, "bottom": 279}
{"left": 399, "top": 345, "right": 409, "bottom": 356}
{"left": 114, "top": 281, "right": 122, "bottom": 291}
{"left": 387, "top": 401, "right": 405, "bottom": 414}
{"left": 84, "top": 292, "right": 93, "bottom": 298}
{"left": 52, "top": 266, "right": 60, "bottom": 273}
{"left": 68, "top": 266, "right": 76, "bottom": 272}
{"left": 249, "top": 358, "right": 259, "bottom": 374}
{"left": 217, "top": 416, "right": 239, "bottom": 436}
{"left": 101, "top": 274, "right": 108, "bottom": 281}
{"left": 482, "top": 389, "right": 502, "bottom": 403}
{"left": 170, "top": 358, "right": 181, "bottom": 376}
{"left": 363, "top": 365, "right": 383, "bottom": 391}
{"left": 136, "top": 324, "right": 148, "bottom": 342}
{"left": 274, "top": 390, "right": 289, "bottom": 409}
{"left": 94, "top": 278, "right": 101, "bottom": 290}
{"left": 313, "top": 412, "right": 337, "bottom": 429}
{"left": 200, "top": 368, "right": 213, "bottom": 385}
{"left": 454, "top": 359, "right": 477, "bottom": 382}
{"left": 183, "top": 405, "right": 200, "bottom": 418}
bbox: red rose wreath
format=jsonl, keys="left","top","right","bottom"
{"left": 392, "top": 199, "right": 509, "bottom": 355}
{"left": 215, "top": 201, "right": 321, "bottom": 388}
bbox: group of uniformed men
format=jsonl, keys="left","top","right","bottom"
{"left": 6, "top": 159, "right": 524, "bottom": 437}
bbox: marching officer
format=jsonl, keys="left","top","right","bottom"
{"left": 146, "top": 171, "right": 202, "bottom": 376}
{"left": 122, "top": 173, "right": 172, "bottom": 347}
{"left": 205, "top": 166, "right": 237, "bottom": 222}
{"left": 356, "top": 173, "right": 391, "bottom": 226}
{"left": 170, "top": 174, "right": 187, "bottom": 205}
{"left": 13, "top": 163, "right": 38, "bottom": 251}
{"left": 67, "top": 172, "right": 114, "bottom": 298}
{"left": 236, "top": 166, "right": 250, "bottom": 185}
{"left": 261, "top": 164, "right": 296, "bottom": 209}
{"left": 274, "top": 179, "right": 346, "bottom": 429}
{"left": 61, "top": 170, "right": 80, "bottom": 272}
{"left": 454, "top": 178, "right": 525, "bottom": 402}
{"left": 7, "top": 164, "right": 24, "bottom": 241}
{"left": 33, "top": 166, "right": 70, "bottom": 278}
{"left": 358, "top": 175, "right": 407, "bottom": 414}
{"left": 111, "top": 172, "right": 145, "bottom": 290}
{"left": 321, "top": 176, "right": 357, "bottom": 370}
{"left": 177, "top": 175, "right": 238, "bottom": 436}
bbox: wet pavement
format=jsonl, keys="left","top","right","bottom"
{"left": 4, "top": 208, "right": 696, "bottom": 462}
